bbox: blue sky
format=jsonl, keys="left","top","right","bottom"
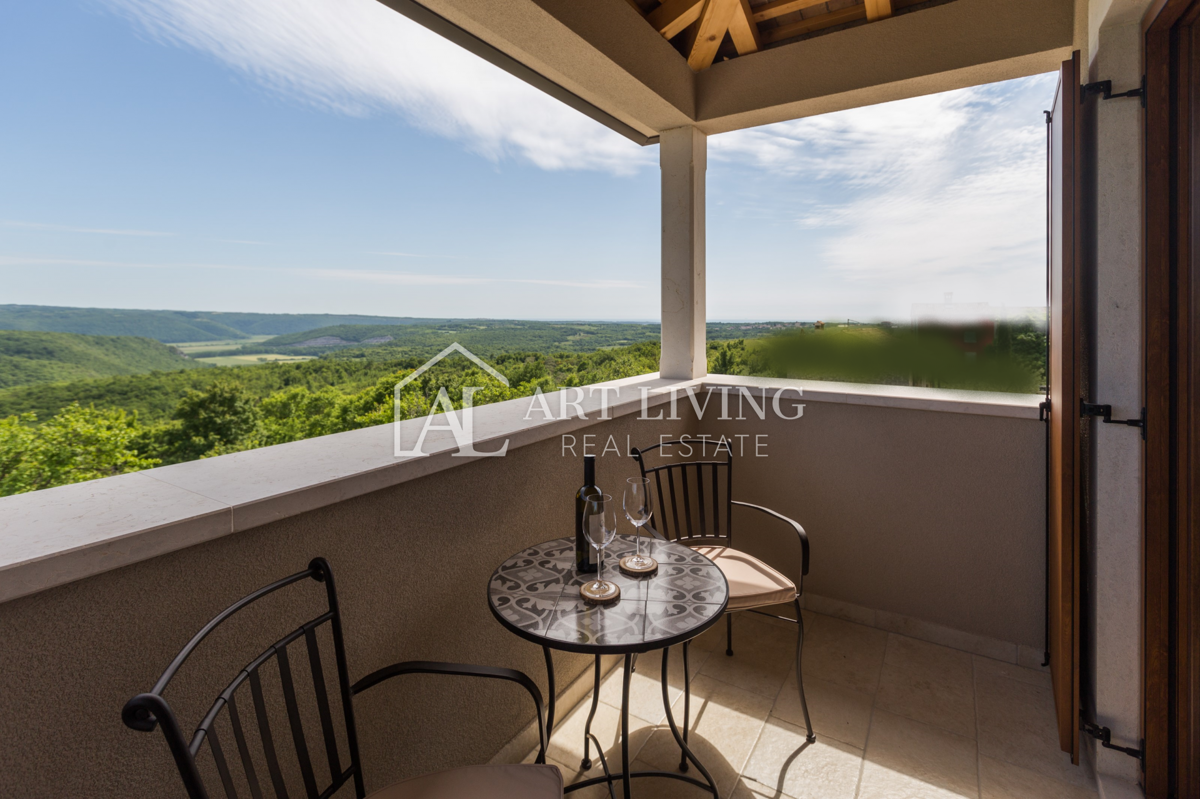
{"left": 0, "top": 0, "right": 1056, "bottom": 322}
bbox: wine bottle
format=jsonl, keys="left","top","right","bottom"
{"left": 575, "top": 455, "right": 599, "bottom": 574}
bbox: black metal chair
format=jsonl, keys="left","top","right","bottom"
{"left": 122, "top": 558, "right": 562, "bottom": 799}
{"left": 632, "top": 437, "right": 815, "bottom": 761}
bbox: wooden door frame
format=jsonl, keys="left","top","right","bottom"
{"left": 1144, "top": 2, "right": 1200, "bottom": 796}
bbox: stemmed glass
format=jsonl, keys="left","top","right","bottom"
{"left": 583, "top": 494, "right": 619, "bottom": 599}
{"left": 623, "top": 477, "right": 654, "bottom": 569}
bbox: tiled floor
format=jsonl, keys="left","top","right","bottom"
{"left": 524, "top": 610, "right": 1097, "bottom": 799}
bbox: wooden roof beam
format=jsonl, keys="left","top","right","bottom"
{"left": 648, "top": 0, "right": 705, "bottom": 39}
{"left": 864, "top": 0, "right": 893, "bottom": 21}
{"left": 750, "top": 0, "right": 836, "bottom": 24}
{"left": 761, "top": 4, "right": 866, "bottom": 44}
{"left": 728, "top": 0, "right": 762, "bottom": 55}
{"left": 687, "top": 0, "right": 739, "bottom": 71}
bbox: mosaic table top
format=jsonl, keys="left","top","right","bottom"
{"left": 487, "top": 535, "right": 729, "bottom": 654}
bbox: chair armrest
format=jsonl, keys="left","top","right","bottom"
{"left": 731, "top": 500, "right": 809, "bottom": 577}
{"left": 351, "top": 661, "right": 548, "bottom": 763}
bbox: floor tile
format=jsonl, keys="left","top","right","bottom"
{"left": 875, "top": 634, "right": 976, "bottom": 739}
{"left": 597, "top": 645, "right": 712, "bottom": 725}
{"left": 637, "top": 674, "right": 775, "bottom": 796}
{"left": 623, "top": 758, "right": 719, "bottom": 798}
{"left": 547, "top": 698, "right": 654, "bottom": 775}
{"left": 772, "top": 671, "right": 873, "bottom": 749}
{"left": 742, "top": 717, "right": 864, "bottom": 799}
{"left": 801, "top": 615, "right": 888, "bottom": 696}
{"left": 637, "top": 728, "right": 746, "bottom": 798}
{"left": 974, "top": 669, "right": 1090, "bottom": 788}
{"left": 972, "top": 655, "right": 1052, "bottom": 690}
{"left": 698, "top": 616, "right": 794, "bottom": 699}
{"left": 507, "top": 611, "right": 1093, "bottom": 799}
{"left": 730, "top": 775, "right": 803, "bottom": 798}
{"left": 979, "top": 755, "right": 1097, "bottom": 799}
{"left": 857, "top": 709, "right": 979, "bottom": 799}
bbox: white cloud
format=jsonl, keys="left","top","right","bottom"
{"left": 708, "top": 76, "right": 1055, "bottom": 319}
{"left": 99, "top": 0, "right": 651, "bottom": 174}
{"left": 1, "top": 219, "right": 174, "bottom": 236}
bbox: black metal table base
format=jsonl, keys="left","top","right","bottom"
{"left": 564, "top": 769, "right": 715, "bottom": 794}
{"left": 562, "top": 644, "right": 717, "bottom": 798}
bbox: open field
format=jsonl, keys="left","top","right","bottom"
{"left": 195, "top": 353, "right": 314, "bottom": 367}
{"left": 174, "top": 336, "right": 274, "bottom": 354}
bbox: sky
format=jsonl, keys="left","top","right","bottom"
{"left": 0, "top": 0, "right": 1057, "bottom": 323}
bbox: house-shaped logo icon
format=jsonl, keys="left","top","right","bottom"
{"left": 393, "top": 343, "right": 510, "bottom": 458}
{"left": 393, "top": 342, "right": 510, "bottom": 392}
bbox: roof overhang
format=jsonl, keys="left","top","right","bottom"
{"left": 377, "top": 0, "right": 1080, "bottom": 142}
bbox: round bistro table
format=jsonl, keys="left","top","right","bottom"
{"left": 488, "top": 533, "right": 729, "bottom": 798}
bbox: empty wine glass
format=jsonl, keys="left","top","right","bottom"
{"left": 583, "top": 494, "right": 618, "bottom": 596}
{"left": 624, "top": 477, "right": 654, "bottom": 568}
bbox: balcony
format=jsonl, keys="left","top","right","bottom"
{"left": 0, "top": 374, "right": 1063, "bottom": 798}
{"left": 1, "top": 0, "right": 1166, "bottom": 792}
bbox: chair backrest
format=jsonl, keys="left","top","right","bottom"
{"left": 631, "top": 437, "right": 734, "bottom": 547}
{"left": 122, "top": 558, "right": 366, "bottom": 799}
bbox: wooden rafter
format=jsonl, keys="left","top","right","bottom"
{"left": 648, "top": 0, "right": 705, "bottom": 39}
{"left": 750, "top": 0, "right": 832, "bottom": 24}
{"left": 687, "top": 0, "right": 739, "bottom": 71}
{"left": 727, "top": 0, "right": 761, "bottom": 55}
{"left": 761, "top": 4, "right": 865, "bottom": 44}
{"left": 864, "top": 0, "right": 893, "bottom": 21}
{"left": 645, "top": 0, "right": 896, "bottom": 69}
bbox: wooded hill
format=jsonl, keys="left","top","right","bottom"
{"left": 0, "top": 305, "right": 454, "bottom": 343}
{"left": 250, "top": 321, "right": 665, "bottom": 355}
{"left": 225, "top": 321, "right": 761, "bottom": 358}
{"left": 0, "top": 331, "right": 206, "bottom": 390}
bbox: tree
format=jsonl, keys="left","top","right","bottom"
{"left": 155, "top": 381, "right": 260, "bottom": 463}
{"left": 0, "top": 405, "right": 158, "bottom": 496}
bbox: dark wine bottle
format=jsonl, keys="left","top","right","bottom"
{"left": 575, "top": 455, "right": 599, "bottom": 574}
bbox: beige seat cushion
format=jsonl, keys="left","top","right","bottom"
{"left": 691, "top": 546, "right": 796, "bottom": 611}
{"left": 367, "top": 764, "right": 562, "bottom": 799}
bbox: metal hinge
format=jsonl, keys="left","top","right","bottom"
{"left": 1080, "top": 400, "right": 1147, "bottom": 440}
{"left": 1039, "top": 399, "right": 1050, "bottom": 422}
{"left": 1081, "top": 76, "right": 1147, "bottom": 108}
{"left": 1080, "top": 711, "right": 1145, "bottom": 769}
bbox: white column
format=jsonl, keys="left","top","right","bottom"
{"left": 659, "top": 126, "right": 707, "bottom": 380}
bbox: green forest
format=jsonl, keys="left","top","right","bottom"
{"left": 0, "top": 315, "right": 1046, "bottom": 498}
{"left": 228, "top": 320, "right": 759, "bottom": 357}
{"left": 0, "top": 331, "right": 204, "bottom": 390}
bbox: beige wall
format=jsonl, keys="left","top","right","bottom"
{"left": 1085, "top": 12, "right": 1151, "bottom": 788}
{"left": 702, "top": 399, "right": 1047, "bottom": 650}
{"left": 0, "top": 412, "right": 692, "bottom": 799}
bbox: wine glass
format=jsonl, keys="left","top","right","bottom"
{"left": 583, "top": 494, "right": 618, "bottom": 596}
{"left": 624, "top": 477, "right": 654, "bottom": 568}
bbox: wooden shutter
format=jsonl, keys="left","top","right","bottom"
{"left": 1047, "top": 50, "right": 1084, "bottom": 764}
